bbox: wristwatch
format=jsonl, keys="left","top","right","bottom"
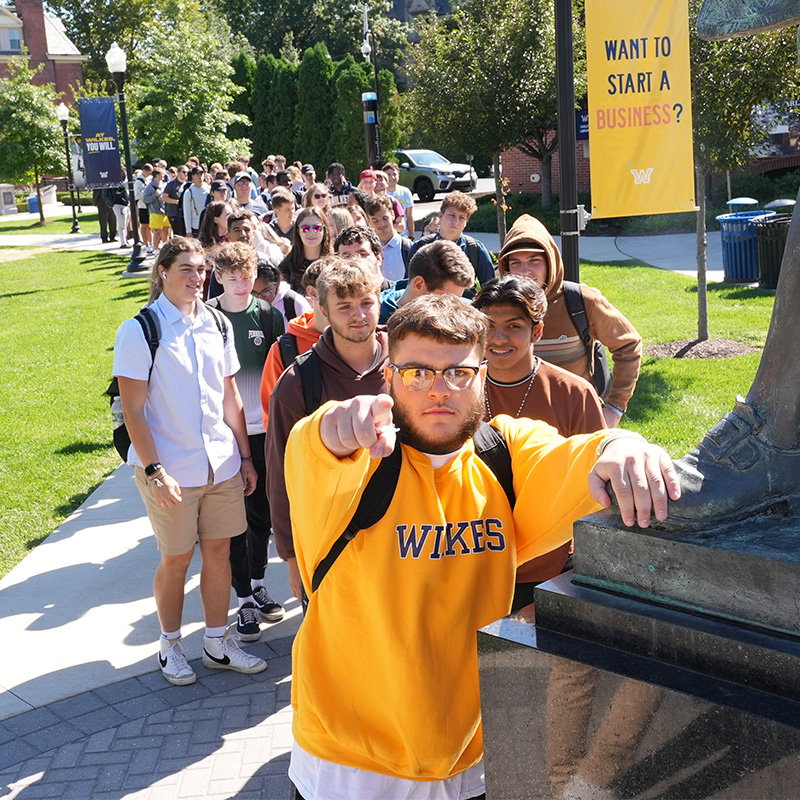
{"left": 145, "top": 462, "right": 164, "bottom": 478}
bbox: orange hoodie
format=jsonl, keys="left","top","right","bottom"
{"left": 498, "top": 214, "right": 642, "bottom": 412}
{"left": 260, "top": 310, "right": 322, "bottom": 428}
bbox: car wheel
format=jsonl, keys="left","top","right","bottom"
{"left": 415, "top": 178, "right": 435, "bottom": 203}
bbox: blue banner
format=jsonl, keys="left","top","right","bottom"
{"left": 78, "top": 97, "right": 122, "bottom": 189}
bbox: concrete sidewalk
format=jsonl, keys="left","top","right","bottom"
{"left": 0, "top": 466, "right": 301, "bottom": 798}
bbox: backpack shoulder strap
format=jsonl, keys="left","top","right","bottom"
{"left": 463, "top": 235, "right": 480, "bottom": 269}
{"left": 473, "top": 422, "right": 515, "bottom": 509}
{"left": 400, "top": 236, "right": 412, "bottom": 270}
{"left": 278, "top": 332, "right": 300, "bottom": 370}
{"left": 134, "top": 306, "right": 161, "bottom": 380}
{"left": 284, "top": 293, "right": 297, "bottom": 321}
{"left": 562, "top": 280, "right": 592, "bottom": 357}
{"left": 204, "top": 304, "right": 228, "bottom": 344}
{"left": 311, "top": 445, "right": 403, "bottom": 593}
{"left": 295, "top": 348, "right": 323, "bottom": 416}
{"left": 255, "top": 298, "right": 284, "bottom": 346}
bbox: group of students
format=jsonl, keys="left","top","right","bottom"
{"left": 112, "top": 153, "right": 650, "bottom": 798}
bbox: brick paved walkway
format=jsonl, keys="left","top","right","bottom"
{"left": 0, "top": 637, "right": 295, "bottom": 800}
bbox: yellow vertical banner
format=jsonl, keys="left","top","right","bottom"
{"left": 586, "top": 0, "right": 695, "bottom": 218}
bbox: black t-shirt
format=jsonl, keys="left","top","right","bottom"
{"left": 164, "top": 179, "right": 186, "bottom": 217}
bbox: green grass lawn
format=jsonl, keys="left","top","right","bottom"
{"left": 0, "top": 251, "right": 777, "bottom": 579}
{"left": 581, "top": 261, "right": 774, "bottom": 456}
{"left": 0, "top": 211, "right": 100, "bottom": 235}
{"left": 0, "top": 249, "right": 148, "bottom": 577}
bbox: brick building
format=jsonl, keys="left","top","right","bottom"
{"left": 502, "top": 139, "right": 592, "bottom": 196}
{"left": 0, "top": 0, "right": 85, "bottom": 102}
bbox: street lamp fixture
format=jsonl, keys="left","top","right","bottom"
{"left": 56, "top": 102, "right": 81, "bottom": 234}
{"left": 105, "top": 42, "right": 146, "bottom": 274}
{"left": 360, "top": 4, "right": 381, "bottom": 167}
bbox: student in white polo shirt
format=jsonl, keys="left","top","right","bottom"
{"left": 113, "top": 236, "right": 267, "bottom": 686}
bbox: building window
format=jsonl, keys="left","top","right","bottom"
{"left": 0, "top": 27, "right": 23, "bottom": 54}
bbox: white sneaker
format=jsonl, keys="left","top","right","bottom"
{"left": 158, "top": 637, "right": 196, "bottom": 686}
{"left": 202, "top": 632, "right": 267, "bottom": 674}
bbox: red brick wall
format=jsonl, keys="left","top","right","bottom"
{"left": 502, "top": 139, "right": 592, "bottom": 196}
{"left": 0, "top": 0, "right": 83, "bottom": 103}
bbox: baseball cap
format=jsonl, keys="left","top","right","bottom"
{"left": 360, "top": 169, "right": 377, "bottom": 181}
{"left": 301, "top": 164, "right": 315, "bottom": 175}
{"left": 210, "top": 180, "right": 228, "bottom": 192}
{"left": 235, "top": 171, "right": 252, "bottom": 183}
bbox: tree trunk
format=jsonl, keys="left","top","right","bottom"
{"left": 34, "top": 163, "right": 45, "bottom": 225}
{"left": 493, "top": 151, "right": 507, "bottom": 246}
{"left": 540, "top": 150, "right": 553, "bottom": 208}
{"left": 696, "top": 164, "right": 709, "bottom": 341}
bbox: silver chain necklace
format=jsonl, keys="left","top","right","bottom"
{"left": 484, "top": 358, "right": 540, "bottom": 419}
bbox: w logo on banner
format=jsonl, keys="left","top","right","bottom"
{"left": 630, "top": 168, "right": 654, "bottom": 185}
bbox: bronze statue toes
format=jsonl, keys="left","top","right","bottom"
{"left": 656, "top": 399, "right": 800, "bottom": 530}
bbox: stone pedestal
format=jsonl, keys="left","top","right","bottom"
{"left": 478, "top": 511, "right": 800, "bottom": 799}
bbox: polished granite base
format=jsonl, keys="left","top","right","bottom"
{"left": 478, "top": 582, "right": 800, "bottom": 800}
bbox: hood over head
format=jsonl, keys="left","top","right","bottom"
{"left": 497, "top": 214, "right": 563, "bottom": 301}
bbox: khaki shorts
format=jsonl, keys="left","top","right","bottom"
{"left": 135, "top": 467, "right": 247, "bottom": 555}
{"left": 150, "top": 213, "right": 170, "bottom": 230}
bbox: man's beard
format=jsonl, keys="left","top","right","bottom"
{"left": 390, "top": 386, "right": 484, "bottom": 455}
{"left": 329, "top": 318, "right": 375, "bottom": 345}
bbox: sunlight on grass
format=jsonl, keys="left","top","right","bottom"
{"left": 0, "top": 249, "right": 148, "bottom": 577}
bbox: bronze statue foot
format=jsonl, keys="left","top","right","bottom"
{"left": 655, "top": 398, "right": 800, "bottom": 530}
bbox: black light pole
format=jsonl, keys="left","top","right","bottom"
{"left": 555, "top": 0, "right": 580, "bottom": 283}
{"left": 56, "top": 102, "right": 81, "bottom": 234}
{"left": 360, "top": 3, "right": 382, "bottom": 167}
{"left": 105, "top": 42, "right": 146, "bottom": 274}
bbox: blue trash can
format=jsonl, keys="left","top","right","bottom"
{"left": 27, "top": 195, "right": 38, "bottom": 214}
{"left": 716, "top": 197, "right": 775, "bottom": 282}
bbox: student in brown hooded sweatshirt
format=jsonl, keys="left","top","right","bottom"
{"left": 497, "top": 214, "right": 642, "bottom": 428}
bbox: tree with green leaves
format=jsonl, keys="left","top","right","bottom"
{"left": 251, "top": 54, "right": 278, "bottom": 163}
{"left": 406, "top": 0, "right": 574, "bottom": 241}
{"left": 268, "top": 59, "right": 298, "bottom": 160}
{"left": 294, "top": 43, "right": 336, "bottom": 169}
{"left": 333, "top": 57, "right": 372, "bottom": 178}
{"left": 213, "top": 0, "right": 409, "bottom": 83}
{"left": 228, "top": 52, "right": 256, "bottom": 143}
{"left": 0, "top": 56, "right": 64, "bottom": 224}
{"left": 127, "top": 0, "right": 250, "bottom": 165}
{"left": 45, "top": 0, "right": 174, "bottom": 87}
{"left": 689, "top": 0, "right": 800, "bottom": 339}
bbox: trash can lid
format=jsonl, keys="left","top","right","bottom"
{"left": 726, "top": 196, "right": 759, "bottom": 208}
{"left": 765, "top": 198, "right": 796, "bottom": 210}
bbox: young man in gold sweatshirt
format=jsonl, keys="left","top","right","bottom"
{"left": 283, "top": 294, "right": 680, "bottom": 800}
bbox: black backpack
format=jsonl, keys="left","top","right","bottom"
{"left": 107, "top": 305, "right": 228, "bottom": 461}
{"left": 562, "top": 281, "right": 612, "bottom": 401}
{"left": 311, "top": 422, "right": 515, "bottom": 593}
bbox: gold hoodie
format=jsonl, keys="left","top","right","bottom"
{"left": 498, "top": 214, "right": 642, "bottom": 412}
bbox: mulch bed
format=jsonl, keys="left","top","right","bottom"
{"left": 645, "top": 338, "right": 760, "bottom": 359}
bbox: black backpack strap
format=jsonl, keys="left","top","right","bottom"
{"left": 255, "top": 298, "right": 284, "bottom": 346}
{"left": 295, "top": 348, "right": 323, "bottom": 416}
{"left": 203, "top": 304, "right": 228, "bottom": 344}
{"left": 135, "top": 306, "right": 161, "bottom": 380}
{"left": 464, "top": 236, "right": 480, "bottom": 270}
{"left": 562, "top": 281, "right": 592, "bottom": 357}
{"left": 400, "top": 236, "right": 412, "bottom": 275}
{"left": 106, "top": 306, "right": 160, "bottom": 401}
{"left": 311, "top": 445, "right": 403, "bottom": 593}
{"left": 278, "top": 332, "right": 300, "bottom": 370}
{"left": 284, "top": 293, "right": 297, "bottom": 321}
{"left": 473, "top": 422, "right": 515, "bottom": 509}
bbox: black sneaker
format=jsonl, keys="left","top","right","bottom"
{"left": 252, "top": 586, "right": 285, "bottom": 622}
{"left": 236, "top": 602, "right": 262, "bottom": 641}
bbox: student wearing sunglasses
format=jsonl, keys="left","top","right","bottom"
{"left": 278, "top": 207, "right": 333, "bottom": 292}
